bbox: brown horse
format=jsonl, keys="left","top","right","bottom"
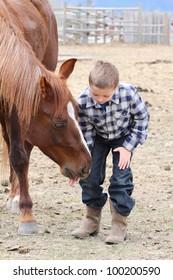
{"left": 0, "top": 0, "right": 91, "bottom": 235}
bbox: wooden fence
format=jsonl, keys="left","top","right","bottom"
{"left": 53, "top": 5, "right": 172, "bottom": 45}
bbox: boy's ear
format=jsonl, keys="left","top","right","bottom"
{"left": 39, "top": 75, "right": 53, "bottom": 99}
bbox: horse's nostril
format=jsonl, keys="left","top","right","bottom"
{"left": 81, "top": 165, "right": 90, "bottom": 175}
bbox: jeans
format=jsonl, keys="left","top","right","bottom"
{"left": 79, "top": 134, "right": 135, "bottom": 216}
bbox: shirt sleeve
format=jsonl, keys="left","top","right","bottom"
{"left": 123, "top": 89, "right": 150, "bottom": 152}
{"left": 78, "top": 106, "right": 96, "bottom": 152}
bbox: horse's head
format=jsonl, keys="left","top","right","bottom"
{"left": 27, "top": 59, "right": 92, "bottom": 180}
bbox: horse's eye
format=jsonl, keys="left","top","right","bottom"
{"left": 53, "top": 122, "right": 65, "bottom": 129}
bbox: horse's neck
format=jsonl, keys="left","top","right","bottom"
{"left": 0, "top": 0, "right": 23, "bottom": 35}
{"left": 0, "top": 15, "right": 44, "bottom": 125}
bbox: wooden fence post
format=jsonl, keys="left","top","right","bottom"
{"left": 164, "top": 13, "right": 170, "bottom": 45}
{"left": 63, "top": 2, "right": 67, "bottom": 43}
{"left": 138, "top": 5, "right": 142, "bottom": 44}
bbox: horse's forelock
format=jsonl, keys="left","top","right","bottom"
{"left": 47, "top": 73, "right": 71, "bottom": 117}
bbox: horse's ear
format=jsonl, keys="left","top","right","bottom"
{"left": 39, "top": 75, "right": 52, "bottom": 99}
{"left": 59, "top": 58, "right": 77, "bottom": 80}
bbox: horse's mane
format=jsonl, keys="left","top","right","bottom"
{"left": 0, "top": 13, "right": 65, "bottom": 126}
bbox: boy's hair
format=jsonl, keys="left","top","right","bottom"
{"left": 89, "top": 60, "right": 119, "bottom": 89}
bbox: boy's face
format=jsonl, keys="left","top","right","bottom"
{"left": 89, "top": 85, "right": 116, "bottom": 104}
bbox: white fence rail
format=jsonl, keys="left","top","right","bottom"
{"left": 53, "top": 5, "right": 172, "bottom": 45}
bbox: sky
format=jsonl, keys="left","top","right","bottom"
{"left": 60, "top": 0, "right": 173, "bottom": 12}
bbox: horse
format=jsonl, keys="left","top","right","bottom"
{"left": 0, "top": 0, "right": 92, "bottom": 235}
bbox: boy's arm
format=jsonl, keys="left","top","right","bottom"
{"left": 78, "top": 106, "right": 96, "bottom": 152}
{"left": 69, "top": 104, "right": 95, "bottom": 185}
{"left": 123, "top": 89, "right": 150, "bottom": 152}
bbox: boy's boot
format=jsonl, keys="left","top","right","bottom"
{"left": 106, "top": 198, "right": 127, "bottom": 244}
{"left": 72, "top": 206, "right": 102, "bottom": 238}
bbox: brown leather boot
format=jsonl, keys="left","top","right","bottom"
{"left": 72, "top": 206, "right": 102, "bottom": 238}
{"left": 106, "top": 198, "right": 127, "bottom": 244}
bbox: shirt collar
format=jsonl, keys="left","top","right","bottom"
{"left": 86, "top": 86, "right": 120, "bottom": 108}
{"left": 111, "top": 87, "right": 120, "bottom": 105}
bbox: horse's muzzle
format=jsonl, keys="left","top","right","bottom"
{"left": 64, "top": 165, "right": 91, "bottom": 180}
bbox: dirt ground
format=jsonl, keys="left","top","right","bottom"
{"left": 0, "top": 43, "right": 173, "bottom": 260}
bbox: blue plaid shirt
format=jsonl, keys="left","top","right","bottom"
{"left": 77, "top": 82, "right": 150, "bottom": 152}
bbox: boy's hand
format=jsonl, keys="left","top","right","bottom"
{"left": 69, "top": 178, "right": 79, "bottom": 186}
{"left": 113, "top": 147, "right": 131, "bottom": 169}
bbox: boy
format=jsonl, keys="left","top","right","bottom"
{"left": 72, "top": 61, "right": 150, "bottom": 244}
